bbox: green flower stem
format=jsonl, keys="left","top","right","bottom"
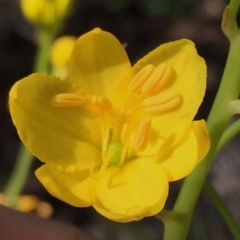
{"left": 217, "top": 118, "right": 240, "bottom": 151}
{"left": 203, "top": 181, "right": 240, "bottom": 240}
{"left": 34, "top": 30, "right": 55, "bottom": 73}
{"left": 4, "top": 29, "right": 55, "bottom": 208}
{"left": 3, "top": 147, "right": 32, "bottom": 207}
{"left": 229, "top": 0, "right": 240, "bottom": 21}
{"left": 163, "top": 1, "right": 240, "bottom": 239}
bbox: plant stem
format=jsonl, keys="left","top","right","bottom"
{"left": 163, "top": 1, "right": 240, "bottom": 238}
{"left": 4, "top": 147, "right": 32, "bottom": 207}
{"left": 217, "top": 117, "right": 240, "bottom": 151}
{"left": 203, "top": 181, "right": 240, "bottom": 240}
{"left": 34, "top": 30, "right": 55, "bottom": 73}
{"left": 4, "top": 29, "right": 55, "bottom": 208}
{"left": 228, "top": 0, "right": 240, "bottom": 21}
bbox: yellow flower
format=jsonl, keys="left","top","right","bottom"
{"left": 9, "top": 28, "right": 210, "bottom": 222}
{"left": 51, "top": 36, "right": 76, "bottom": 66}
{"left": 50, "top": 36, "right": 77, "bottom": 79}
{"left": 21, "top": 0, "right": 71, "bottom": 28}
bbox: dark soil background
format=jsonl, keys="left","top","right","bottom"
{"left": 1, "top": 0, "right": 240, "bottom": 239}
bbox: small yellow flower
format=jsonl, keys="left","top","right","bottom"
{"left": 51, "top": 36, "right": 76, "bottom": 66}
{"left": 50, "top": 36, "right": 77, "bottom": 79}
{"left": 9, "top": 28, "right": 210, "bottom": 222}
{"left": 21, "top": 0, "right": 71, "bottom": 28}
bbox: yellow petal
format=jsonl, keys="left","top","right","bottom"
{"left": 117, "top": 39, "right": 206, "bottom": 147}
{"left": 89, "top": 160, "right": 168, "bottom": 222}
{"left": 69, "top": 28, "right": 131, "bottom": 102}
{"left": 192, "top": 120, "right": 210, "bottom": 164}
{"left": 9, "top": 73, "right": 101, "bottom": 166}
{"left": 36, "top": 164, "right": 91, "bottom": 207}
{"left": 92, "top": 203, "right": 132, "bottom": 222}
{"left": 159, "top": 120, "right": 210, "bottom": 181}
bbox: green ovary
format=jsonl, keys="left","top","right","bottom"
{"left": 107, "top": 141, "right": 123, "bottom": 165}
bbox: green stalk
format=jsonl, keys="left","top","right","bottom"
{"left": 203, "top": 181, "right": 240, "bottom": 240}
{"left": 34, "top": 30, "right": 55, "bottom": 73}
{"left": 229, "top": 0, "right": 240, "bottom": 21}
{"left": 3, "top": 147, "right": 32, "bottom": 207}
{"left": 163, "top": 0, "right": 240, "bottom": 239}
{"left": 217, "top": 118, "right": 240, "bottom": 151}
{"left": 4, "top": 29, "right": 54, "bottom": 208}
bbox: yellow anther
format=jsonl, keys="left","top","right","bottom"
{"left": 90, "top": 95, "right": 113, "bottom": 113}
{"left": 52, "top": 93, "right": 85, "bottom": 107}
{"left": 132, "top": 118, "right": 151, "bottom": 152}
{"left": 128, "top": 64, "right": 155, "bottom": 92}
{"left": 142, "top": 63, "right": 173, "bottom": 94}
{"left": 143, "top": 92, "right": 181, "bottom": 114}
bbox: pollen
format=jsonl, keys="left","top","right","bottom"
{"left": 132, "top": 118, "right": 151, "bottom": 151}
{"left": 143, "top": 92, "right": 181, "bottom": 114}
{"left": 52, "top": 93, "right": 85, "bottom": 107}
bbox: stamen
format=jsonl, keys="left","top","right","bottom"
{"left": 91, "top": 141, "right": 123, "bottom": 179}
{"left": 52, "top": 93, "right": 85, "bottom": 107}
{"left": 128, "top": 64, "right": 155, "bottom": 93}
{"left": 143, "top": 92, "right": 181, "bottom": 114}
{"left": 90, "top": 95, "right": 113, "bottom": 113}
{"left": 98, "top": 96, "right": 113, "bottom": 112}
{"left": 118, "top": 141, "right": 129, "bottom": 166}
{"left": 90, "top": 147, "right": 114, "bottom": 180}
{"left": 101, "top": 122, "right": 110, "bottom": 159}
{"left": 98, "top": 147, "right": 115, "bottom": 176}
{"left": 120, "top": 123, "right": 129, "bottom": 143}
{"left": 142, "top": 63, "right": 173, "bottom": 94}
{"left": 132, "top": 118, "right": 151, "bottom": 152}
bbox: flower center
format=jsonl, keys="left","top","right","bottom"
{"left": 52, "top": 63, "right": 181, "bottom": 176}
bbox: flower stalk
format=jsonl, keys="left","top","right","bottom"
{"left": 217, "top": 117, "right": 240, "bottom": 151}
{"left": 203, "top": 181, "right": 240, "bottom": 240}
{"left": 34, "top": 30, "right": 56, "bottom": 73}
{"left": 4, "top": 29, "right": 54, "bottom": 208}
{"left": 163, "top": 1, "right": 240, "bottom": 239}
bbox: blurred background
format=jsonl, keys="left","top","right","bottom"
{"left": 1, "top": 0, "right": 239, "bottom": 239}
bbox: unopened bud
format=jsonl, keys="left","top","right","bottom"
{"left": 21, "top": 0, "right": 72, "bottom": 29}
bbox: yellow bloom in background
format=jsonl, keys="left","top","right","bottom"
{"left": 50, "top": 36, "right": 77, "bottom": 79}
{"left": 0, "top": 193, "right": 53, "bottom": 218}
{"left": 9, "top": 28, "right": 210, "bottom": 222}
{"left": 21, "top": 0, "right": 72, "bottom": 28}
{"left": 51, "top": 36, "right": 77, "bottom": 66}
